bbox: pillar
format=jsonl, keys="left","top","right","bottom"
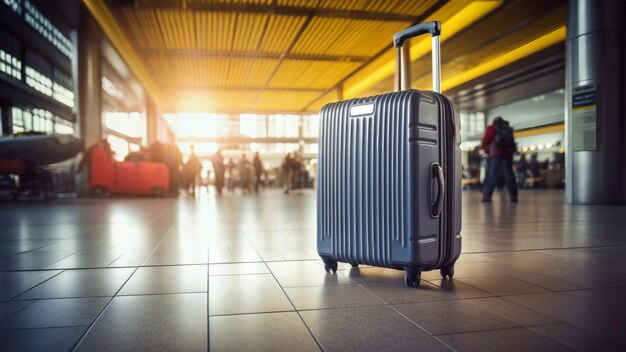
{"left": 146, "top": 97, "right": 157, "bottom": 145}
{"left": 566, "top": 0, "right": 626, "bottom": 204}
{"left": 76, "top": 6, "right": 103, "bottom": 197}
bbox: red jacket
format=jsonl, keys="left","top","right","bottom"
{"left": 481, "top": 125, "right": 510, "bottom": 158}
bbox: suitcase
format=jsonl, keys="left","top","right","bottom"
{"left": 89, "top": 145, "right": 116, "bottom": 195}
{"left": 89, "top": 144, "right": 169, "bottom": 196}
{"left": 115, "top": 161, "right": 169, "bottom": 196}
{"left": 317, "top": 21, "right": 462, "bottom": 288}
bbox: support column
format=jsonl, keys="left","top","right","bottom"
{"left": 146, "top": 97, "right": 157, "bottom": 145}
{"left": 78, "top": 7, "right": 102, "bottom": 147}
{"left": 0, "top": 105, "right": 11, "bottom": 135}
{"left": 566, "top": 0, "right": 626, "bottom": 204}
{"left": 76, "top": 6, "right": 103, "bottom": 197}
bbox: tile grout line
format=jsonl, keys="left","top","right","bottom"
{"left": 6, "top": 270, "right": 66, "bottom": 301}
{"left": 349, "top": 275, "right": 457, "bottom": 352}
{"left": 69, "top": 222, "right": 176, "bottom": 352}
{"left": 244, "top": 231, "right": 325, "bottom": 352}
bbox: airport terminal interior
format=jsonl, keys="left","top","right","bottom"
{"left": 1, "top": 0, "right": 625, "bottom": 351}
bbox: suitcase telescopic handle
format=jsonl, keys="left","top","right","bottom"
{"left": 432, "top": 163, "right": 445, "bottom": 217}
{"left": 393, "top": 21, "right": 441, "bottom": 93}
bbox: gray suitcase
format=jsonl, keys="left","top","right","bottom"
{"left": 317, "top": 21, "right": 462, "bottom": 288}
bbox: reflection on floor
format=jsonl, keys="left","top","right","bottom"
{"left": 1, "top": 189, "right": 626, "bottom": 351}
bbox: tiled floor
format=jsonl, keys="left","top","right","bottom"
{"left": 1, "top": 189, "right": 626, "bottom": 351}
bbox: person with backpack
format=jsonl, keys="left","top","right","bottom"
{"left": 481, "top": 116, "right": 518, "bottom": 203}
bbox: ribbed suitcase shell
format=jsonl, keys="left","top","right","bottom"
{"left": 317, "top": 89, "right": 462, "bottom": 277}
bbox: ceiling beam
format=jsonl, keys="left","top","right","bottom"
{"left": 107, "top": 0, "right": 417, "bottom": 22}
{"left": 140, "top": 49, "right": 369, "bottom": 63}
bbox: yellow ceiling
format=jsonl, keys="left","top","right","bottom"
{"left": 93, "top": 0, "right": 565, "bottom": 113}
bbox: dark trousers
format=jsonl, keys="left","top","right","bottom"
{"left": 483, "top": 157, "right": 518, "bottom": 200}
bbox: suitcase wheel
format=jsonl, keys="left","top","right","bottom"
{"left": 405, "top": 270, "right": 421, "bottom": 288}
{"left": 350, "top": 263, "right": 359, "bottom": 268}
{"left": 440, "top": 265, "right": 455, "bottom": 279}
{"left": 323, "top": 259, "right": 338, "bottom": 273}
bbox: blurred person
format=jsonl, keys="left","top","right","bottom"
{"left": 164, "top": 144, "right": 183, "bottom": 196}
{"left": 124, "top": 146, "right": 149, "bottom": 162}
{"left": 528, "top": 153, "right": 541, "bottom": 178}
{"left": 252, "top": 152, "right": 264, "bottom": 193}
{"left": 481, "top": 116, "right": 518, "bottom": 203}
{"left": 226, "top": 158, "right": 237, "bottom": 192}
{"left": 238, "top": 154, "right": 252, "bottom": 194}
{"left": 291, "top": 154, "right": 302, "bottom": 190}
{"left": 283, "top": 153, "right": 293, "bottom": 194}
{"left": 211, "top": 149, "right": 225, "bottom": 196}
{"left": 515, "top": 154, "right": 529, "bottom": 189}
{"left": 183, "top": 147, "right": 203, "bottom": 195}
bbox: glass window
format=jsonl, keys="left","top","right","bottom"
{"left": 25, "top": 66, "right": 53, "bottom": 96}
{"left": 2, "top": 0, "right": 22, "bottom": 14}
{"left": 240, "top": 114, "right": 266, "bottom": 138}
{"left": 24, "top": 0, "right": 73, "bottom": 58}
{"left": 104, "top": 111, "right": 146, "bottom": 139}
{"left": 54, "top": 117, "right": 74, "bottom": 135}
{"left": 268, "top": 114, "right": 299, "bottom": 138}
{"left": 0, "top": 49, "right": 22, "bottom": 81}
{"left": 302, "top": 115, "right": 319, "bottom": 138}
{"left": 106, "top": 134, "right": 129, "bottom": 162}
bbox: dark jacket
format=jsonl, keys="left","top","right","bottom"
{"left": 482, "top": 125, "right": 511, "bottom": 158}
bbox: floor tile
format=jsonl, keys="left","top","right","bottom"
{"left": 45, "top": 252, "right": 121, "bottom": 269}
{"left": 362, "top": 280, "right": 455, "bottom": 305}
{"left": 0, "top": 327, "right": 87, "bottom": 352}
{"left": 458, "top": 276, "right": 550, "bottom": 296}
{"left": 209, "top": 274, "right": 293, "bottom": 315}
{"left": 565, "top": 287, "right": 626, "bottom": 314}
{"left": 210, "top": 312, "right": 319, "bottom": 351}
{"left": 0, "top": 301, "right": 33, "bottom": 322}
{"left": 531, "top": 322, "right": 626, "bottom": 351}
{"left": 506, "top": 292, "right": 626, "bottom": 343}
{"left": 393, "top": 300, "right": 521, "bottom": 335}
{"left": 119, "top": 265, "right": 207, "bottom": 295}
{"left": 267, "top": 261, "right": 353, "bottom": 288}
{"left": 300, "top": 305, "right": 448, "bottom": 352}
{"left": 439, "top": 327, "right": 572, "bottom": 352}
{"left": 0, "top": 270, "right": 62, "bottom": 301}
{"left": 76, "top": 293, "right": 207, "bottom": 351}
{"left": 209, "top": 250, "right": 262, "bottom": 263}
{"left": 17, "top": 268, "right": 135, "bottom": 299}
{"left": 425, "top": 279, "right": 494, "bottom": 299}
{"left": 342, "top": 266, "right": 408, "bottom": 285}
{"left": 467, "top": 297, "right": 560, "bottom": 326}
{"left": 143, "top": 253, "right": 209, "bottom": 266}
{"left": 285, "top": 284, "right": 382, "bottom": 310}
{"left": 208, "top": 262, "right": 269, "bottom": 276}
{"left": 0, "top": 251, "right": 77, "bottom": 270}
{"left": 506, "top": 271, "right": 585, "bottom": 291}
{"left": 107, "top": 253, "right": 151, "bottom": 267}
{"left": 0, "top": 297, "right": 109, "bottom": 329}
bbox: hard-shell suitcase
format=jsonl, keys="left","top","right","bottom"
{"left": 115, "top": 161, "right": 169, "bottom": 196}
{"left": 317, "top": 22, "right": 462, "bottom": 288}
{"left": 89, "top": 145, "right": 116, "bottom": 194}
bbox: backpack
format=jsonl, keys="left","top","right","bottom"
{"left": 494, "top": 121, "right": 516, "bottom": 153}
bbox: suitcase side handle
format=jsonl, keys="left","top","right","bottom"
{"left": 393, "top": 21, "right": 441, "bottom": 93}
{"left": 432, "top": 163, "right": 445, "bottom": 217}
